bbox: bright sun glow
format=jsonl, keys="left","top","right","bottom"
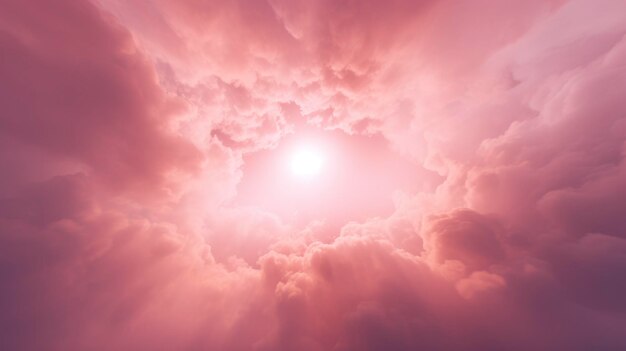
{"left": 290, "top": 147, "right": 324, "bottom": 178}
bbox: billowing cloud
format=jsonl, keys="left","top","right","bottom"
{"left": 1, "top": 0, "right": 626, "bottom": 350}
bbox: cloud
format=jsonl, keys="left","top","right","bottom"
{"left": 1, "top": 0, "right": 626, "bottom": 350}
{"left": 0, "top": 0, "right": 201, "bottom": 195}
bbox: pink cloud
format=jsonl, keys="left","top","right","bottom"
{"left": 0, "top": 0, "right": 201, "bottom": 196}
{"left": 1, "top": 0, "right": 626, "bottom": 350}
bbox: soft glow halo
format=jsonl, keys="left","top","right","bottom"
{"left": 290, "top": 146, "right": 324, "bottom": 177}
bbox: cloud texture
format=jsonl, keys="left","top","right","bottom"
{"left": 1, "top": 0, "right": 626, "bottom": 350}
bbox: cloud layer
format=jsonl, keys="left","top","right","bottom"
{"left": 1, "top": 0, "right": 626, "bottom": 350}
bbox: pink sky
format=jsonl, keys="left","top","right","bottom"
{"left": 1, "top": 0, "right": 626, "bottom": 350}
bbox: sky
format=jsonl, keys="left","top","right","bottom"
{"left": 1, "top": 0, "right": 626, "bottom": 350}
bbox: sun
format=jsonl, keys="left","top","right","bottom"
{"left": 290, "top": 146, "right": 324, "bottom": 178}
